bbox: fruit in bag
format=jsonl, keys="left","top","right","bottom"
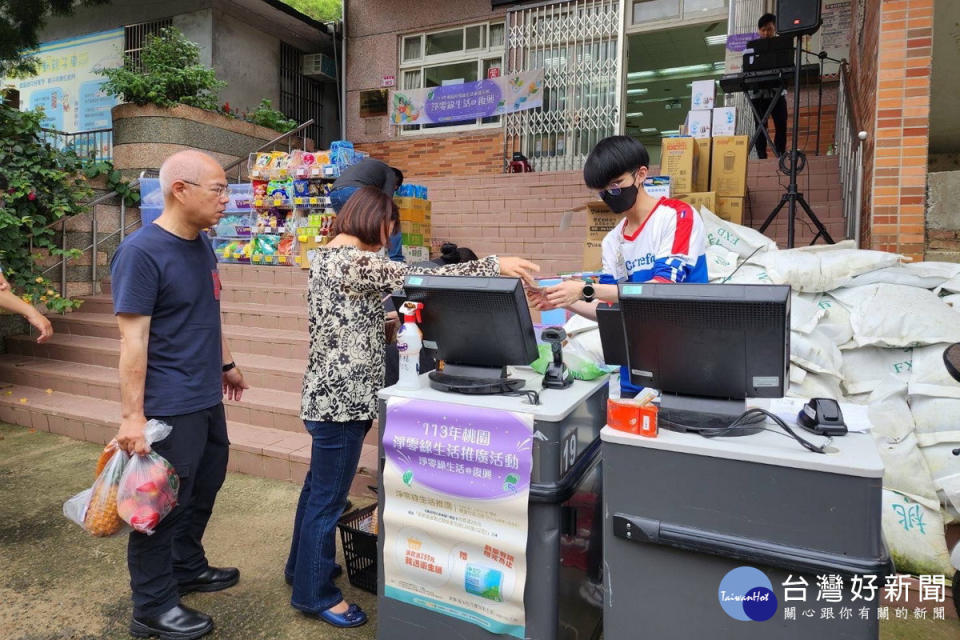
{"left": 82, "top": 449, "right": 128, "bottom": 537}
{"left": 117, "top": 451, "right": 180, "bottom": 535}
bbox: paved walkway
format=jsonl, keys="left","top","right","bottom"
{"left": 0, "top": 423, "right": 376, "bottom": 640}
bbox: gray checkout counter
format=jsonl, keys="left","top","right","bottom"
{"left": 377, "top": 367, "right": 608, "bottom": 640}
{"left": 602, "top": 404, "right": 891, "bottom": 640}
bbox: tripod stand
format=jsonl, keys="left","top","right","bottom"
{"left": 758, "top": 34, "right": 834, "bottom": 248}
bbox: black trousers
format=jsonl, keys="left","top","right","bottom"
{"left": 751, "top": 94, "right": 788, "bottom": 159}
{"left": 127, "top": 403, "right": 230, "bottom": 618}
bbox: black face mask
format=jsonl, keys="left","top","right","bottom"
{"left": 600, "top": 180, "right": 639, "bottom": 214}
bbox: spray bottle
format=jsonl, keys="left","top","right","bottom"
{"left": 396, "top": 301, "right": 424, "bottom": 389}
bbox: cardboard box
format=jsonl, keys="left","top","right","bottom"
{"left": 710, "top": 135, "right": 749, "bottom": 197}
{"left": 693, "top": 138, "right": 711, "bottom": 192}
{"left": 715, "top": 196, "right": 745, "bottom": 225}
{"left": 676, "top": 191, "right": 716, "bottom": 213}
{"left": 660, "top": 137, "right": 698, "bottom": 194}
{"left": 691, "top": 79, "right": 716, "bottom": 110}
{"left": 583, "top": 200, "right": 620, "bottom": 271}
{"left": 712, "top": 107, "right": 737, "bottom": 136}
{"left": 686, "top": 110, "right": 712, "bottom": 138}
{"left": 643, "top": 176, "right": 671, "bottom": 200}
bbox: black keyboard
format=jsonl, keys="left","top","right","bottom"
{"left": 719, "top": 64, "right": 820, "bottom": 94}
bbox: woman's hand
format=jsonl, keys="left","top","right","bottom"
{"left": 544, "top": 280, "right": 586, "bottom": 308}
{"left": 499, "top": 257, "right": 540, "bottom": 287}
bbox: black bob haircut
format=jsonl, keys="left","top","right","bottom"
{"left": 583, "top": 136, "right": 650, "bottom": 190}
{"left": 758, "top": 13, "right": 776, "bottom": 29}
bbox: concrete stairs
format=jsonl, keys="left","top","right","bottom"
{"left": 0, "top": 264, "right": 377, "bottom": 496}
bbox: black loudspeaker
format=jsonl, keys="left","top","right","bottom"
{"left": 776, "top": 0, "right": 822, "bottom": 36}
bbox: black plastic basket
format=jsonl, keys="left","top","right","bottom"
{"left": 337, "top": 503, "right": 378, "bottom": 594}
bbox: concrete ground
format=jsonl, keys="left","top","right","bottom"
{"left": 2, "top": 421, "right": 959, "bottom": 640}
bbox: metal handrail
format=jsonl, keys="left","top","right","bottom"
{"left": 38, "top": 118, "right": 316, "bottom": 299}
{"left": 835, "top": 63, "right": 867, "bottom": 245}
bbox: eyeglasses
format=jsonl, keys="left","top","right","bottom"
{"left": 598, "top": 171, "right": 639, "bottom": 199}
{"left": 182, "top": 180, "right": 229, "bottom": 197}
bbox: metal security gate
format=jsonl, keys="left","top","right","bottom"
{"left": 503, "top": 0, "right": 624, "bottom": 172}
{"left": 280, "top": 43, "right": 325, "bottom": 147}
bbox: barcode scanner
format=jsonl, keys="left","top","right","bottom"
{"left": 797, "top": 398, "right": 847, "bottom": 436}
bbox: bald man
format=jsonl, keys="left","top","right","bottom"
{"left": 110, "top": 150, "right": 248, "bottom": 640}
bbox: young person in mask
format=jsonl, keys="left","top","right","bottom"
{"left": 537, "top": 135, "right": 708, "bottom": 395}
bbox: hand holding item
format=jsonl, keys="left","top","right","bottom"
{"left": 525, "top": 285, "right": 557, "bottom": 311}
{"left": 499, "top": 256, "right": 541, "bottom": 288}
{"left": 544, "top": 279, "right": 586, "bottom": 308}
{"left": 117, "top": 415, "right": 150, "bottom": 455}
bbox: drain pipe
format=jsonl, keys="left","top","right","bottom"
{"left": 340, "top": 0, "right": 347, "bottom": 140}
{"left": 854, "top": 130, "right": 867, "bottom": 248}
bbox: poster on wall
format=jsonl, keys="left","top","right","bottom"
{"left": 388, "top": 70, "right": 544, "bottom": 126}
{"left": 381, "top": 398, "right": 534, "bottom": 638}
{"left": 812, "top": 0, "right": 853, "bottom": 78}
{"left": 5, "top": 28, "right": 123, "bottom": 153}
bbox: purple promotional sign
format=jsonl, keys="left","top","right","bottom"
{"left": 424, "top": 80, "right": 502, "bottom": 123}
{"left": 727, "top": 32, "right": 760, "bottom": 52}
{"left": 383, "top": 399, "right": 533, "bottom": 500}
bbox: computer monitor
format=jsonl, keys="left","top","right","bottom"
{"left": 601, "top": 283, "right": 791, "bottom": 431}
{"left": 398, "top": 274, "right": 539, "bottom": 393}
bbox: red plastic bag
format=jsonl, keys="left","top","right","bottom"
{"left": 115, "top": 419, "right": 180, "bottom": 535}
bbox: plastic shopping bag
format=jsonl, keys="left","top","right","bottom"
{"left": 116, "top": 420, "right": 179, "bottom": 535}
{"left": 63, "top": 447, "right": 129, "bottom": 537}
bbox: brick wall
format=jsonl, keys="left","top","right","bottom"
{"left": 415, "top": 156, "right": 848, "bottom": 275}
{"left": 355, "top": 131, "right": 504, "bottom": 178}
{"left": 867, "top": 0, "right": 933, "bottom": 261}
{"left": 849, "top": 0, "right": 881, "bottom": 250}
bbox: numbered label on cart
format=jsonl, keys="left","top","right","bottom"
{"left": 560, "top": 432, "right": 577, "bottom": 477}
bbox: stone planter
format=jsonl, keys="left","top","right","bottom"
{"left": 111, "top": 103, "right": 311, "bottom": 179}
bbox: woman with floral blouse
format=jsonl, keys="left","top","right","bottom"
{"left": 285, "top": 186, "right": 539, "bottom": 628}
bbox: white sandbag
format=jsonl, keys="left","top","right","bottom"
{"left": 935, "top": 274, "right": 960, "bottom": 294}
{"left": 789, "top": 365, "right": 807, "bottom": 385}
{"left": 942, "top": 294, "right": 960, "bottom": 309}
{"left": 786, "top": 371, "right": 843, "bottom": 400}
{"left": 840, "top": 347, "right": 913, "bottom": 396}
{"left": 790, "top": 329, "right": 842, "bottom": 377}
{"left": 831, "top": 284, "right": 960, "bottom": 348}
{"left": 700, "top": 206, "right": 778, "bottom": 259}
{"left": 844, "top": 262, "right": 960, "bottom": 289}
{"left": 748, "top": 248, "right": 901, "bottom": 293}
{"left": 722, "top": 264, "right": 775, "bottom": 285}
{"left": 815, "top": 295, "right": 853, "bottom": 346}
{"left": 917, "top": 443, "right": 960, "bottom": 524}
{"left": 910, "top": 397, "right": 960, "bottom": 446}
{"left": 867, "top": 376, "right": 917, "bottom": 442}
{"left": 791, "top": 293, "right": 824, "bottom": 335}
{"left": 789, "top": 239, "right": 858, "bottom": 253}
{"left": 881, "top": 489, "right": 953, "bottom": 576}
{"left": 705, "top": 244, "right": 741, "bottom": 281}
{"left": 874, "top": 433, "right": 940, "bottom": 504}
{"left": 909, "top": 344, "right": 960, "bottom": 399}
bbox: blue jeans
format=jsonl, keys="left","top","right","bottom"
{"left": 286, "top": 419, "right": 370, "bottom": 613}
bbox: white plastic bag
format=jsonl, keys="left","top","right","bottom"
{"left": 881, "top": 489, "right": 953, "bottom": 576}
{"left": 831, "top": 284, "right": 960, "bottom": 348}
{"left": 840, "top": 347, "right": 913, "bottom": 396}
{"left": 699, "top": 206, "right": 778, "bottom": 259}
{"left": 748, "top": 248, "right": 901, "bottom": 293}
{"left": 790, "top": 329, "right": 842, "bottom": 378}
{"left": 909, "top": 344, "right": 960, "bottom": 399}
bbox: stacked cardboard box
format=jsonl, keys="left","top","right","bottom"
{"left": 582, "top": 201, "right": 620, "bottom": 272}
{"left": 709, "top": 135, "right": 749, "bottom": 223}
{"left": 394, "top": 196, "right": 432, "bottom": 260}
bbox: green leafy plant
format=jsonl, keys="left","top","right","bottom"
{"left": 279, "top": 0, "right": 341, "bottom": 21}
{"left": 0, "top": 105, "right": 90, "bottom": 312}
{"left": 244, "top": 99, "right": 298, "bottom": 133}
{"left": 97, "top": 27, "right": 226, "bottom": 111}
{"left": 83, "top": 160, "right": 140, "bottom": 207}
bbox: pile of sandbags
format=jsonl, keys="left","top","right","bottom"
{"left": 702, "top": 206, "right": 960, "bottom": 575}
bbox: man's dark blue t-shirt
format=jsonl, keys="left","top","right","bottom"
{"left": 110, "top": 223, "right": 223, "bottom": 416}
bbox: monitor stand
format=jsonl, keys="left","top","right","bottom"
{"left": 428, "top": 364, "right": 526, "bottom": 395}
{"left": 657, "top": 394, "right": 763, "bottom": 436}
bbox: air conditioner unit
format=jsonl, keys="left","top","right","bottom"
{"left": 303, "top": 53, "right": 337, "bottom": 81}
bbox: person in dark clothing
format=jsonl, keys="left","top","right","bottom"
{"left": 750, "top": 13, "right": 788, "bottom": 159}
{"left": 112, "top": 150, "right": 249, "bottom": 640}
{"left": 328, "top": 158, "right": 404, "bottom": 261}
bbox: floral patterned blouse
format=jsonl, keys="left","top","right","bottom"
{"left": 300, "top": 247, "right": 500, "bottom": 422}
